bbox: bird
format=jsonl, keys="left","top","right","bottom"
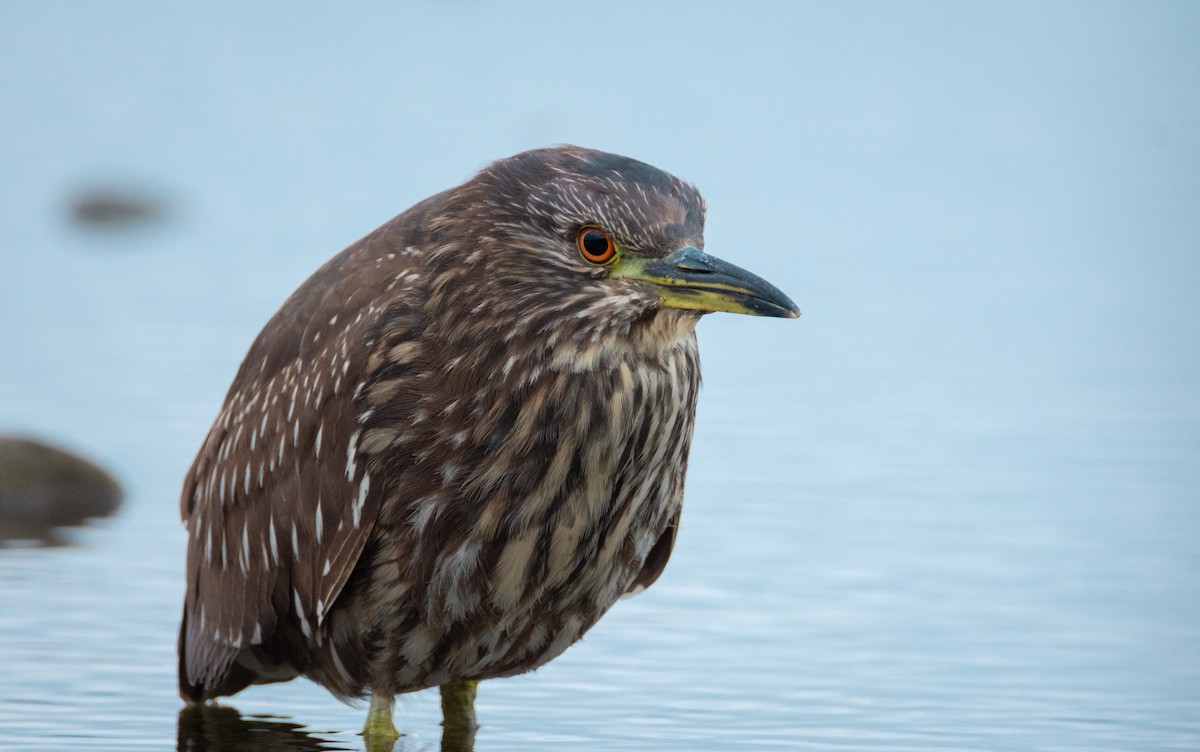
{"left": 177, "top": 145, "right": 799, "bottom": 741}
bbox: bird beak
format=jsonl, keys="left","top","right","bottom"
{"left": 615, "top": 246, "right": 801, "bottom": 318}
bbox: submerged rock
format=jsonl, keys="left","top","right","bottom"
{"left": 0, "top": 436, "right": 123, "bottom": 545}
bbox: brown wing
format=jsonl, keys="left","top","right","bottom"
{"left": 178, "top": 218, "right": 424, "bottom": 700}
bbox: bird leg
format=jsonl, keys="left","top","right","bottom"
{"left": 439, "top": 680, "right": 479, "bottom": 742}
{"left": 363, "top": 690, "right": 400, "bottom": 747}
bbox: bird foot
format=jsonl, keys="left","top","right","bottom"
{"left": 440, "top": 680, "right": 479, "bottom": 751}
{"left": 362, "top": 691, "right": 400, "bottom": 750}
{"left": 439, "top": 679, "right": 479, "bottom": 736}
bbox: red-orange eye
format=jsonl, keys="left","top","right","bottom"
{"left": 577, "top": 226, "right": 617, "bottom": 265}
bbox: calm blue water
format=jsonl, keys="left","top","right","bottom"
{"left": 1, "top": 2, "right": 1198, "bottom": 750}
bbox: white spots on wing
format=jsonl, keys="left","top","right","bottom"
{"left": 291, "top": 521, "right": 299, "bottom": 561}
{"left": 323, "top": 558, "right": 332, "bottom": 576}
{"left": 294, "top": 590, "right": 312, "bottom": 639}
{"left": 239, "top": 522, "right": 250, "bottom": 574}
{"left": 268, "top": 518, "right": 280, "bottom": 565}
{"left": 345, "top": 429, "right": 361, "bottom": 480}
{"left": 315, "top": 422, "right": 324, "bottom": 458}
{"left": 252, "top": 623, "right": 263, "bottom": 644}
{"left": 315, "top": 503, "right": 324, "bottom": 544}
{"left": 353, "top": 473, "right": 370, "bottom": 528}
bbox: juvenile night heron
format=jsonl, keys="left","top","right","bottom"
{"left": 178, "top": 146, "right": 799, "bottom": 740}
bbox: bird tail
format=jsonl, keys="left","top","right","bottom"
{"left": 177, "top": 605, "right": 206, "bottom": 703}
{"left": 178, "top": 601, "right": 304, "bottom": 703}
{"left": 177, "top": 602, "right": 254, "bottom": 703}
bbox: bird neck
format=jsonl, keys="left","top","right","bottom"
{"left": 545, "top": 307, "right": 701, "bottom": 375}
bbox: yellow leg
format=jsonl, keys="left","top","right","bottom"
{"left": 362, "top": 690, "right": 400, "bottom": 750}
{"left": 439, "top": 679, "right": 479, "bottom": 748}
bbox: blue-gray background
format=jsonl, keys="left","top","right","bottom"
{"left": 1, "top": 2, "right": 1197, "bottom": 750}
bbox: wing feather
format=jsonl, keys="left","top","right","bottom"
{"left": 179, "top": 224, "right": 418, "bottom": 699}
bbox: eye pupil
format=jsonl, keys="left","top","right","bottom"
{"left": 577, "top": 226, "right": 616, "bottom": 264}
{"left": 582, "top": 230, "right": 609, "bottom": 257}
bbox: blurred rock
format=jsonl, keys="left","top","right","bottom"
{"left": 70, "top": 188, "right": 166, "bottom": 227}
{"left": 0, "top": 436, "right": 123, "bottom": 545}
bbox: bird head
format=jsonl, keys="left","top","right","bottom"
{"left": 479, "top": 146, "right": 798, "bottom": 315}
{"left": 420, "top": 146, "right": 799, "bottom": 368}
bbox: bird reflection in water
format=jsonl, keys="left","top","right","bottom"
{"left": 177, "top": 703, "right": 477, "bottom": 752}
